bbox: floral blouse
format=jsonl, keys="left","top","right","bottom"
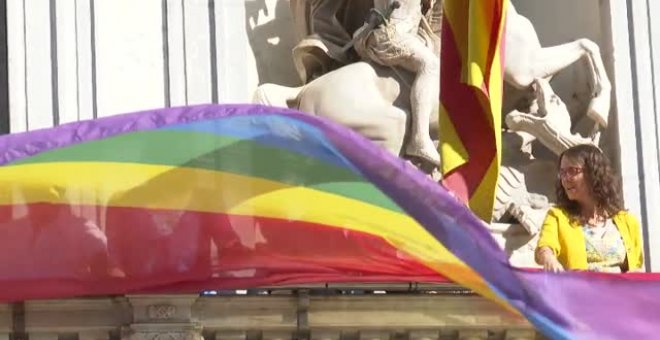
{"left": 582, "top": 219, "right": 627, "bottom": 273}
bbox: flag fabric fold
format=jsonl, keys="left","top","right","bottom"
{"left": 1, "top": 104, "right": 660, "bottom": 339}
{"left": 439, "top": 0, "right": 508, "bottom": 221}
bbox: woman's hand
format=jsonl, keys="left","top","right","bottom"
{"left": 543, "top": 256, "right": 565, "bottom": 273}
{"left": 537, "top": 247, "right": 564, "bottom": 273}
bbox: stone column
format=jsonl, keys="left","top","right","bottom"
{"left": 504, "top": 329, "right": 537, "bottom": 340}
{"left": 600, "top": 0, "right": 660, "bottom": 271}
{"left": 310, "top": 330, "right": 341, "bottom": 340}
{"left": 358, "top": 331, "right": 391, "bottom": 340}
{"left": 457, "top": 330, "right": 488, "bottom": 340}
{"left": 0, "top": 303, "right": 11, "bottom": 338}
{"left": 28, "top": 333, "right": 58, "bottom": 340}
{"left": 79, "top": 331, "right": 111, "bottom": 340}
{"left": 408, "top": 330, "right": 439, "bottom": 340}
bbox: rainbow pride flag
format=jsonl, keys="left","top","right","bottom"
{"left": 1, "top": 104, "right": 660, "bottom": 339}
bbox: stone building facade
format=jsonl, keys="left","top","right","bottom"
{"left": 0, "top": 0, "right": 658, "bottom": 336}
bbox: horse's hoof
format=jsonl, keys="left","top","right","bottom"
{"left": 430, "top": 168, "right": 443, "bottom": 182}
{"left": 405, "top": 141, "right": 441, "bottom": 167}
{"left": 406, "top": 156, "right": 439, "bottom": 175}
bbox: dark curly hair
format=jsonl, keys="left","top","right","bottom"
{"left": 556, "top": 144, "right": 624, "bottom": 218}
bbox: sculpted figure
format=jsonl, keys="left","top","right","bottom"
{"left": 289, "top": 0, "right": 373, "bottom": 83}
{"left": 255, "top": 0, "right": 610, "bottom": 166}
{"left": 253, "top": 2, "right": 616, "bottom": 265}
{"left": 353, "top": 0, "right": 441, "bottom": 166}
{"left": 255, "top": 0, "right": 443, "bottom": 169}
{"left": 503, "top": 5, "right": 611, "bottom": 139}
{"left": 254, "top": 2, "right": 613, "bottom": 223}
{"left": 506, "top": 79, "right": 598, "bottom": 156}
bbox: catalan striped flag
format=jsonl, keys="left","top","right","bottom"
{"left": 439, "top": 0, "right": 508, "bottom": 220}
{"left": 2, "top": 105, "right": 660, "bottom": 339}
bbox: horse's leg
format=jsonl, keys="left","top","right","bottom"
{"left": 394, "top": 36, "right": 441, "bottom": 167}
{"left": 505, "top": 39, "right": 611, "bottom": 127}
{"left": 580, "top": 47, "right": 611, "bottom": 129}
{"left": 506, "top": 39, "right": 600, "bottom": 89}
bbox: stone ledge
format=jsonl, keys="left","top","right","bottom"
{"left": 0, "top": 292, "right": 539, "bottom": 339}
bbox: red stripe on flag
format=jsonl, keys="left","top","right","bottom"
{"left": 483, "top": 0, "right": 506, "bottom": 97}
{"left": 0, "top": 204, "right": 445, "bottom": 301}
{"left": 440, "top": 19, "right": 497, "bottom": 202}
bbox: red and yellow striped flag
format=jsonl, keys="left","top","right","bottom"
{"left": 439, "top": 0, "right": 509, "bottom": 221}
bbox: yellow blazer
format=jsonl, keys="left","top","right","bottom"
{"left": 537, "top": 207, "right": 644, "bottom": 271}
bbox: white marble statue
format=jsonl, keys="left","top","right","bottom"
{"left": 506, "top": 78, "right": 598, "bottom": 156}
{"left": 256, "top": 0, "right": 442, "bottom": 170}
{"left": 288, "top": 0, "right": 372, "bottom": 82}
{"left": 255, "top": 0, "right": 609, "bottom": 166}
{"left": 504, "top": 4, "right": 611, "bottom": 136}
{"left": 253, "top": 0, "right": 612, "bottom": 233}
{"left": 352, "top": 0, "right": 441, "bottom": 166}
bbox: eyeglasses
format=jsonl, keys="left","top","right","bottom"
{"left": 558, "top": 166, "right": 584, "bottom": 179}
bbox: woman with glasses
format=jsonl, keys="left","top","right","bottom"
{"left": 535, "top": 144, "right": 644, "bottom": 273}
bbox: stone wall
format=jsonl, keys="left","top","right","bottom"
{"left": 0, "top": 288, "right": 539, "bottom": 340}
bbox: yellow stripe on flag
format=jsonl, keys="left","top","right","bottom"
{"left": 0, "top": 161, "right": 512, "bottom": 309}
{"left": 439, "top": 103, "right": 469, "bottom": 175}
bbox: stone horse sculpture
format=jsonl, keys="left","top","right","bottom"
{"left": 254, "top": 0, "right": 611, "bottom": 173}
